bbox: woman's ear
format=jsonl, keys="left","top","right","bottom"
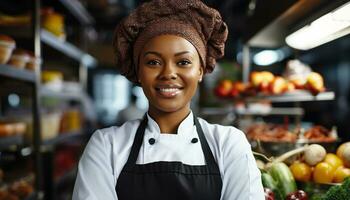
{"left": 198, "top": 66, "right": 204, "bottom": 82}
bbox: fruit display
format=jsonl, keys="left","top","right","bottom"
{"left": 213, "top": 65, "right": 326, "bottom": 99}
{"left": 256, "top": 142, "right": 350, "bottom": 199}
{"left": 246, "top": 124, "right": 337, "bottom": 143}
{"left": 285, "top": 144, "right": 350, "bottom": 184}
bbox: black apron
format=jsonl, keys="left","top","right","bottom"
{"left": 115, "top": 115, "right": 223, "bottom": 200}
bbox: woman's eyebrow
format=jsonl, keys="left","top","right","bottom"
{"left": 143, "top": 51, "right": 162, "bottom": 57}
{"left": 174, "top": 51, "right": 190, "bottom": 57}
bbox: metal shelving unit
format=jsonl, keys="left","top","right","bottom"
{"left": 201, "top": 106, "right": 304, "bottom": 116}
{"left": 40, "top": 87, "right": 82, "bottom": 101}
{"left": 235, "top": 107, "right": 305, "bottom": 116}
{"left": 244, "top": 91, "right": 335, "bottom": 103}
{"left": 59, "top": 0, "right": 95, "bottom": 25}
{"left": 41, "top": 30, "right": 97, "bottom": 67}
{"left": 1, "top": 0, "right": 96, "bottom": 199}
{"left": 0, "top": 65, "right": 36, "bottom": 83}
{"left": 0, "top": 135, "right": 25, "bottom": 151}
{"left": 42, "top": 131, "right": 85, "bottom": 146}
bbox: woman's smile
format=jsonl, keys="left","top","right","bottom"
{"left": 155, "top": 84, "right": 184, "bottom": 98}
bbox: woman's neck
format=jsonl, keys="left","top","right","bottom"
{"left": 148, "top": 108, "right": 191, "bottom": 134}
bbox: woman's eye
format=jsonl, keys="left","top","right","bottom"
{"left": 178, "top": 60, "right": 191, "bottom": 66}
{"left": 146, "top": 60, "right": 160, "bottom": 65}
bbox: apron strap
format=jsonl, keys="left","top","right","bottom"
{"left": 123, "top": 115, "right": 148, "bottom": 169}
{"left": 193, "top": 116, "right": 220, "bottom": 171}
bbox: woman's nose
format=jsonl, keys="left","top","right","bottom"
{"left": 159, "top": 63, "right": 177, "bottom": 80}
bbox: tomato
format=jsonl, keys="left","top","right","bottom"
{"left": 324, "top": 153, "right": 343, "bottom": 170}
{"left": 290, "top": 162, "right": 312, "bottom": 182}
{"left": 313, "top": 162, "right": 335, "bottom": 183}
{"left": 333, "top": 166, "right": 350, "bottom": 183}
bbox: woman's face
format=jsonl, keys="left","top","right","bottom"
{"left": 138, "top": 34, "right": 203, "bottom": 116}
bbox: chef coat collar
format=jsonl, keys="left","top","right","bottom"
{"left": 146, "top": 111, "right": 195, "bottom": 136}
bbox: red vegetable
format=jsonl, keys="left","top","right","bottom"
{"left": 264, "top": 188, "right": 274, "bottom": 200}
{"left": 286, "top": 190, "right": 308, "bottom": 200}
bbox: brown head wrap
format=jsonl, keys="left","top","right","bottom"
{"left": 113, "top": 0, "right": 228, "bottom": 84}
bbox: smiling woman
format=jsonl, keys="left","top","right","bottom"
{"left": 138, "top": 35, "right": 203, "bottom": 132}
{"left": 73, "top": 0, "right": 264, "bottom": 200}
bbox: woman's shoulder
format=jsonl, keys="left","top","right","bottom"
{"left": 91, "top": 119, "right": 142, "bottom": 145}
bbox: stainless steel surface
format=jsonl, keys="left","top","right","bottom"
{"left": 245, "top": 91, "right": 335, "bottom": 102}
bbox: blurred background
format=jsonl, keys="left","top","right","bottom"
{"left": 0, "top": 0, "right": 350, "bottom": 199}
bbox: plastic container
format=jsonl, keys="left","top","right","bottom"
{"left": 24, "top": 112, "right": 62, "bottom": 140}
{"left": 0, "top": 35, "right": 16, "bottom": 64}
{"left": 41, "top": 112, "right": 62, "bottom": 140}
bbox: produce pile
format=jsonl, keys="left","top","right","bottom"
{"left": 214, "top": 71, "right": 325, "bottom": 99}
{"left": 257, "top": 143, "right": 350, "bottom": 200}
{"left": 247, "top": 124, "right": 337, "bottom": 143}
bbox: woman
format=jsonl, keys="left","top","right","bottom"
{"left": 73, "top": 0, "right": 264, "bottom": 199}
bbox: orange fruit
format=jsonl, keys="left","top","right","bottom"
{"left": 290, "top": 162, "right": 312, "bottom": 182}
{"left": 324, "top": 153, "right": 343, "bottom": 170}
{"left": 333, "top": 167, "right": 350, "bottom": 183}
{"left": 313, "top": 162, "right": 335, "bottom": 183}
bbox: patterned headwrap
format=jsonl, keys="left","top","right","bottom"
{"left": 113, "top": 0, "right": 228, "bottom": 84}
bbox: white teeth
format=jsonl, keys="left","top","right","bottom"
{"left": 159, "top": 88, "right": 179, "bottom": 92}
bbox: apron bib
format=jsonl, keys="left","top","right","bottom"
{"left": 116, "top": 115, "right": 222, "bottom": 200}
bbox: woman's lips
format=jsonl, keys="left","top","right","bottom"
{"left": 156, "top": 87, "right": 182, "bottom": 98}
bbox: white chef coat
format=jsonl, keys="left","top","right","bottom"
{"left": 73, "top": 111, "right": 264, "bottom": 200}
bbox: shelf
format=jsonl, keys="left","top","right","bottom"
{"left": 201, "top": 107, "right": 304, "bottom": 116}
{"left": 40, "top": 87, "right": 82, "bottom": 101}
{"left": 236, "top": 107, "right": 304, "bottom": 116}
{"left": 244, "top": 91, "right": 335, "bottom": 103}
{"left": 59, "top": 0, "right": 95, "bottom": 25}
{"left": 42, "top": 131, "right": 86, "bottom": 146}
{"left": 41, "top": 30, "right": 97, "bottom": 67}
{"left": 0, "top": 65, "right": 36, "bottom": 83}
{"left": 0, "top": 135, "right": 24, "bottom": 151}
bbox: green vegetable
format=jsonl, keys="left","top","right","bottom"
{"left": 261, "top": 172, "right": 284, "bottom": 200}
{"left": 322, "top": 177, "right": 350, "bottom": 200}
{"left": 310, "top": 193, "right": 324, "bottom": 200}
{"left": 268, "top": 162, "right": 297, "bottom": 198}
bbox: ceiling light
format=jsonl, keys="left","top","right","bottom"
{"left": 286, "top": 2, "right": 350, "bottom": 50}
{"left": 253, "top": 50, "right": 284, "bottom": 66}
